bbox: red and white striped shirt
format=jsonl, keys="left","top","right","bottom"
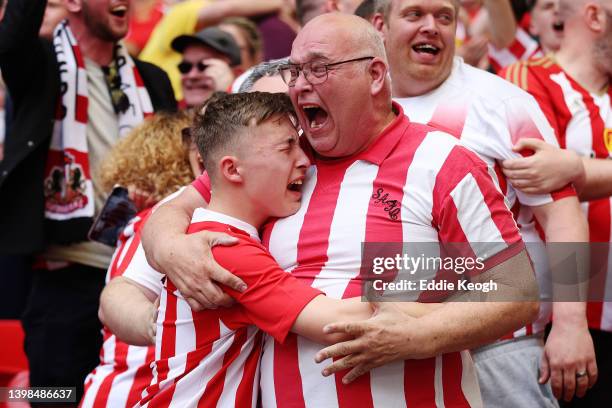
{"left": 502, "top": 56, "right": 612, "bottom": 332}
{"left": 138, "top": 209, "right": 322, "bottom": 408}
{"left": 395, "top": 57, "right": 573, "bottom": 338}
{"left": 250, "top": 105, "right": 522, "bottom": 407}
{"left": 488, "top": 27, "right": 543, "bottom": 73}
{"left": 81, "top": 210, "right": 156, "bottom": 408}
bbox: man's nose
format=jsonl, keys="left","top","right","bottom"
{"left": 420, "top": 14, "right": 439, "bottom": 35}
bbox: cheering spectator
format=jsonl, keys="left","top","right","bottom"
{"left": 0, "top": 0, "right": 176, "bottom": 401}
{"left": 140, "top": 0, "right": 285, "bottom": 100}
{"left": 172, "top": 27, "right": 241, "bottom": 108}
{"left": 141, "top": 13, "right": 538, "bottom": 407}
{"left": 372, "top": 0, "right": 593, "bottom": 406}
{"left": 501, "top": 0, "right": 612, "bottom": 404}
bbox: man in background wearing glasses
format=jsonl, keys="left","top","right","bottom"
{"left": 171, "top": 26, "right": 242, "bottom": 109}
{"left": 141, "top": 13, "right": 538, "bottom": 407}
{"left": 0, "top": 0, "right": 176, "bottom": 403}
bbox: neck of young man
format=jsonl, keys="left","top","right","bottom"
{"left": 69, "top": 18, "right": 116, "bottom": 66}
{"left": 207, "top": 193, "right": 265, "bottom": 233}
{"left": 556, "top": 41, "right": 610, "bottom": 94}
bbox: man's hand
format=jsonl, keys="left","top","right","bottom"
{"left": 314, "top": 302, "right": 436, "bottom": 384}
{"left": 539, "top": 319, "right": 597, "bottom": 401}
{"left": 163, "top": 230, "right": 244, "bottom": 311}
{"left": 502, "top": 138, "right": 585, "bottom": 194}
{"left": 203, "top": 58, "right": 235, "bottom": 92}
{"left": 457, "top": 36, "right": 489, "bottom": 67}
{"left": 145, "top": 297, "right": 160, "bottom": 345}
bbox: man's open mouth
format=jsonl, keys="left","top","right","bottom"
{"left": 302, "top": 104, "right": 329, "bottom": 130}
{"left": 412, "top": 43, "right": 441, "bottom": 56}
{"left": 552, "top": 21, "right": 564, "bottom": 32}
{"left": 110, "top": 5, "right": 128, "bottom": 18}
{"left": 287, "top": 178, "right": 303, "bottom": 192}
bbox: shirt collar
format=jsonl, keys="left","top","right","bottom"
{"left": 352, "top": 102, "right": 410, "bottom": 166}
{"left": 192, "top": 208, "right": 260, "bottom": 242}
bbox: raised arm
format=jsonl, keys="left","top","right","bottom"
{"left": 196, "top": 0, "right": 283, "bottom": 31}
{"left": 470, "top": 0, "right": 517, "bottom": 49}
{"left": 141, "top": 184, "right": 245, "bottom": 310}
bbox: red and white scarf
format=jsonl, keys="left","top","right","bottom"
{"left": 44, "top": 20, "right": 153, "bottom": 223}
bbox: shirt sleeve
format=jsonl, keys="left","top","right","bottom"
{"left": 500, "top": 62, "right": 576, "bottom": 202}
{"left": 188, "top": 225, "right": 323, "bottom": 344}
{"left": 432, "top": 144, "right": 525, "bottom": 274}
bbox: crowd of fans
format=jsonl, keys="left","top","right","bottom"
{"left": 0, "top": 0, "right": 611, "bottom": 407}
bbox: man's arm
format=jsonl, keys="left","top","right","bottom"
{"left": 140, "top": 184, "right": 244, "bottom": 310}
{"left": 575, "top": 157, "right": 612, "bottom": 201}
{"left": 502, "top": 140, "right": 612, "bottom": 201}
{"left": 531, "top": 199, "right": 597, "bottom": 401}
{"left": 314, "top": 248, "right": 539, "bottom": 383}
{"left": 98, "top": 277, "right": 158, "bottom": 346}
{"left": 196, "top": 0, "right": 283, "bottom": 30}
{"left": 470, "top": 0, "right": 517, "bottom": 49}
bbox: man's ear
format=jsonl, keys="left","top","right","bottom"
{"left": 325, "top": 0, "right": 339, "bottom": 13}
{"left": 219, "top": 156, "right": 243, "bottom": 184}
{"left": 372, "top": 13, "right": 386, "bottom": 42}
{"left": 64, "top": 0, "right": 83, "bottom": 13}
{"left": 584, "top": 3, "right": 605, "bottom": 33}
{"left": 369, "top": 58, "right": 388, "bottom": 96}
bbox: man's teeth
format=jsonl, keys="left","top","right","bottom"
{"left": 415, "top": 44, "right": 439, "bottom": 53}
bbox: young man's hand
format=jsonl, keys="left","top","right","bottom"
{"left": 502, "top": 138, "right": 585, "bottom": 194}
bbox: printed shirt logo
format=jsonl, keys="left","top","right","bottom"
{"left": 44, "top": 153, "right": 88, "bottom": 214}
{"left": 371, "top": 188, "right": 401, "bottom": 221}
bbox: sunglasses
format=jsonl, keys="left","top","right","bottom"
{"left": 102, "top": 64, "right": 130, "bottom": 115}
{"left": 178, "top": 60, "right": 209, "bottom": 74}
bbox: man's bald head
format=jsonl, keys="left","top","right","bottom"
{"left": 288, "top": 12, "right": 393, "bottom": 159}
{"left": 297, "top": 12, "right": 387, "bottom": 62}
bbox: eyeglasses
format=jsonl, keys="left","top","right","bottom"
{"left": 178, "top": 60, "right": 209, "bottom": 74}
{"left": 102, "top": 64, "right": 130, "bottom": 115}
{"left": 279, "top": 56, "right": 374, "bottom": 87}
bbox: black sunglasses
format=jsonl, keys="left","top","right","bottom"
{"left": 178, "top": 60, "right": 209, "bottom": 74}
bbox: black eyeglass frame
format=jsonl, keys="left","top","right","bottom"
{"left": 279, "top": 56, "right": 375, "bottom": 87}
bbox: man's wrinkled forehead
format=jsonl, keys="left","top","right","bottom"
{"left": 290, "top": 23, "right": 346, "bottom": 63}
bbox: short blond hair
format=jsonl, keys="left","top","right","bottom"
{"left": 97, "top": 111, "right": 194, "bottom": 203}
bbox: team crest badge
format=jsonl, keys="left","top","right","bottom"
{"left": 605, "top": 129, "right": 612, "bottom": 155}
{"left": 44, "top": 153, "right": 88, "bottom": 214}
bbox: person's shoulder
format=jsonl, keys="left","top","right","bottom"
{"left": 133, "top": 58, "right": 177, "bottom": 111}
{"left": 455, "top": 58, "right": 533, "bottom": 101}
{"left": 501, "top": 55, "right": 558, "bottom": 90}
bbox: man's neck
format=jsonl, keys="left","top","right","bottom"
{"left": 392, "top": 71, "right": 449, "bottom": 98}
{"left": 556, "top": 45, "right": 609, "bottom": 94}
{"left": 207, "top": 193, "right": 265, "bottom": 232}
{"left": 68, "top": 18, "right": 115, "bottom": 66}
